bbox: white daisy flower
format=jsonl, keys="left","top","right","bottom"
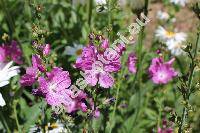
{"left": 166, "top": 39, "right": 186, "bottom": 56}
{"left": 0, "top": 61, "right": 20, "bottom": 87}
{"left": 170, "top": 0, "right": 188, "bottom": 7}
{"left": 0, "top": 61, "right": 20, "bottom": 107}
{"left": 0, "top": 93, "right": 6, "bottom": 107}
{"left": 156, "top": 10, "right": 170, "bottom": 20}
{"left": 95, "top": 0, "right": 106, "bottom": 5}
{"left": 29, "top": 121, "right": 67, "bottom": 133}
{"left": 155, "top": 26, "right": 187, "bottom": 42}
{"left": 64, "top": 44, "right": 83, "bottom": 57}
{"left": 48, "top": 122, "right": 67, "bottom": 133}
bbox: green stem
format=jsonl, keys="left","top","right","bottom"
{"left": 133, "top": 0, "right": 149, "bottom": 127}
{"left": 0, "top": 0, "right": 15, "bottom": 35}
{"left": 107, "top": 0, "right": 113, "bottom": 41}
{"left": 0, "top": 111, "right": 11, "bottom": 133}
{"left": 109, "top": 80, "right": 121, "bottom": 133}
{"left": 13, "top": 101, "right": 21, "bottom": 132}
{"left": 87, "top": 0, "right": 93, "bottom": 30}
{"left": 109, "top": 56, "right": 126, "bottom": 133}
{"left": 178, "top": 32, "right": 200, "bottom": 132}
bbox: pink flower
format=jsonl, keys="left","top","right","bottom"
{"left": 127, "top": 53, "right": 137, "bottom": 74}
{"left": 158, "top": 119, "right": 173, "bottom": 133}
{"left": 0, "top": 40, "right": 23, "bottom": 64}
{"left": 63, "top": 90, "right": 88, "bottom": 113}
{"left": 74, "top": 45, "right": 97, "bottom": 71}
{"left": 9, "top": 41, "right": 23, "bottom": 64}
{"left": 43, "top": 44, "right": 51, "bottom": 56}
{"left": 148, "top": 57, "right": 178, "bottom": 84}
{"left": 37, "top": 67, "right": 71, "bottom": 96}
{"left": 75, "top": 41, "right": 122, "bottom": 88}
{"left": 89, "top": 99, "right": 100, "bottom": 118}
{"left": 20, "top": 55, "right": 45, "bottom": 86}
{"left": 0, "top": 47, "right": 6, "bottom": 62}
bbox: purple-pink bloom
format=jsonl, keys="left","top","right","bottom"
{"left": 74, "top": 45, "right": 97, "bottom": 71}
{"left": 74, "top": 41, "right": 122, "bottom": 88}
{"left": 127, "top": 53, "right": 137, "bottom": 74}
{"left": 149, "top": 57, "right": 178, "bottom": 84}
{"left": 0, "top": 47, "right": 6, "bottom": 62}
{"left": 158, "top": 119, "right": 173, "bottom": 133}
{"left": 0, "top": 40, "right": 23, "bottom": 64}
{"left": 37, "top": 67, "right": 71, "bottom": 96}
{"left": 37, "top": 67, "right": 88, "bottom": 113}
{"left": 89, "top": 99, "right": 100, "bottom": 118}
{"left": 9, "top": 41, "right": 23, "bottom": 64}
{"left": 20, "top": 55, "right": 45, "bottom": 86}
{"left": 63, "top": 90, "right": 88, "bottom": 113}
{"left": 43, "top": 44, "right": 51, "bottom": 56}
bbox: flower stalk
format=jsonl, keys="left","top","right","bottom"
{"left": 178, "top": 31, "right": 200, "bottom": 132}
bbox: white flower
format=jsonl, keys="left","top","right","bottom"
{"left": 48, "top": 122, "right": 67, "bottom": 133}
{"left": 0, "top": 61, "right": 20, "bottom": 87}
{"left": 166, "top": 39, "right": 186, "bottom": 56}
{"left": 0, "top": 61, "right": 20, "bottom": 107}
{"left": 0, "top": 93, "right": 6, "bottom": 107}
{"left": 156, "top": 11, "right": 170, "bottom": 20}
{"left": 95, "top": 0, "right": 106, "bottom": 5}
{"left": 170, "top": 0, "right": 188, "bottom": 7}
{"left": 155, "top": 26, "right": 187, "bottom": 56}
{"left": 29, "top": 121, "right": 67, "bottom": 133}
{"left": 95, "top": 0, "right": 108, "bottom": 13}
{"left": 155, "top": 26, "right": 187, "bottom": 42}
{"left": 64, "top": 43, "right": 83, "bottom": 57}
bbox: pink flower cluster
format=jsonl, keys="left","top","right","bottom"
{"left": 158, "top": 119, "right": 173, "bottom": 133}
{"left": 127, "top": 53, "right": 137, "bottom": 74}
{"left": 74, "top": 38, "right": 125, "bottom": 88}
{"left": 0, "top": 40, "right": 23, "bottom": 64}
{"left": 20, "top": 44, "right": 99, "bottom": 115}
{"left": 149, "top": 57, "right": 178, "bottom": 84}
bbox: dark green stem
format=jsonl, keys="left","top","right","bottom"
{"left": 178, "top": 32, "right": 200, "bottom": 133}
{"left": 87, "top": 0, "right": 93, "bottom": 30}
{"left": 133, "top": 0, "right": 149, "bottom": 127}
{"left": 0, "top": 111, "right": 11, "bottom": 133}
{"left": 13, "top": 101, "right": 21, "bottom": 132}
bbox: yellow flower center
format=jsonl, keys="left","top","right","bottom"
{"left": 166, "top": 31, "right": 175, "bottom": 37}
{"left": 76, "top": 49, "right": 82, "bottom": 56}
{"left": 50, "top": 123, "right": 59, "bottom": 128}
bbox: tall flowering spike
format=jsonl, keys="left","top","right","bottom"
{"left": 127, "top": 53, "right": 137, "bottom": 74}
{"left": 148, "top": 57, "right": 178, "bottom": 84}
